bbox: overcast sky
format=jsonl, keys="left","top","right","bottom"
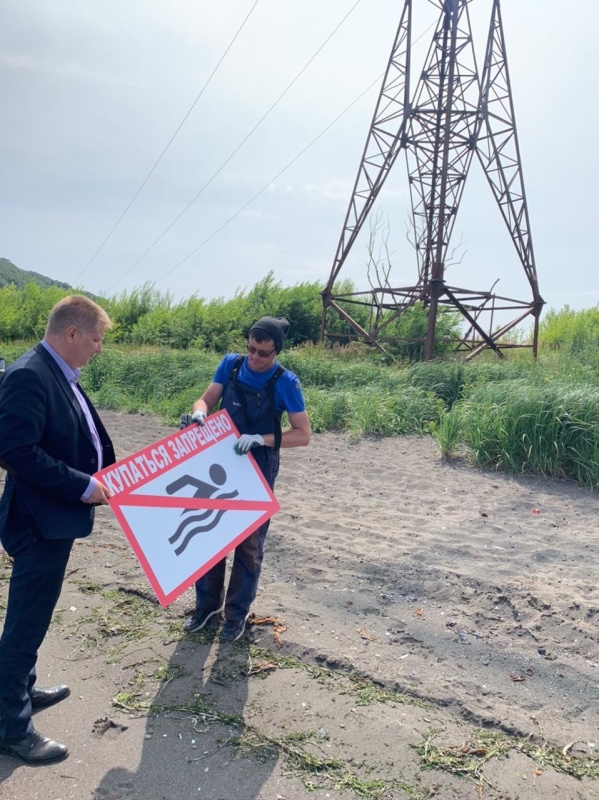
{"left": 1, "top": 0, "right": 597, "bottom": 316}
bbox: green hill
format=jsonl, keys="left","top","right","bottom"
{"left": 0, "top": 257, "right": 72, "bottom": 290}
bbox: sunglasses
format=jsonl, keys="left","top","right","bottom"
{"left": 247, "top": 343, "right": 276, "bottom": 358}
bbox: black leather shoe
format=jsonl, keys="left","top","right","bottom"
{"left": 6, "top": 730, "right": 68, "bottom": 763}
{"left": 30, "top": 685, "right": 70, "bottom": 709}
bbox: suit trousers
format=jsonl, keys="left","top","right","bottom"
{"left": 0, "top": 535, "right": 73, "bottom": 742}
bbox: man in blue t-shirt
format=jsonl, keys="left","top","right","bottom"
{"left": 183, "top": 316, "right": 311, "bottom": 643}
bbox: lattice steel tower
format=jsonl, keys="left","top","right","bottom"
{"left": 320, "top": 0, "right": 543, "bottom": 359}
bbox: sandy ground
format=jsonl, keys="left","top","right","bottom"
{"left": 1, "top": 410, "right": 599, "bottom": 800}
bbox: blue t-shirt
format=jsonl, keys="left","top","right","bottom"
{"left": 213, "top": 354, "right": 305, "bottom": 414}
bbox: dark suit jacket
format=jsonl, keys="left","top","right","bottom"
{"left": 0, "top": 343, "right": 115, "bottom": 549}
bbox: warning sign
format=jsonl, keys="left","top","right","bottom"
{"left": 94, "top": 410, "right": 279, "bottom": 607}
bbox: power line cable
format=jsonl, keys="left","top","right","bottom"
{"left": 151, "top": 75, "right": 383, "bottom": 285}
{"left": 106, "top": 0, "right": 363, "bottom": 293}
{"left": 139, "top": 18, "right": 439, "bottom": 289}
{"left": 73, "top": 0, "right": 261, "bottom": 285}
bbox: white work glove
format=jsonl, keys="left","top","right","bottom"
{"left": 234, "top": 433, "right": 264, "bottom": 455}
{"left": 191, "top": 408, "right": 207, "bottom": 427}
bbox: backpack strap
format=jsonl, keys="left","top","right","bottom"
{"left": 227, "top": 355, "right": 248, "bottom": 417}
{"left": 265, "top": 366, "right": 285, "bottom": 450}
{"left": 230, "top": 354, "right": 245, "bottom": 378}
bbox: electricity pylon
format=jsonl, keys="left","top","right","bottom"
{"left": 320, "top": 0, "right": 543, "bottom": 359}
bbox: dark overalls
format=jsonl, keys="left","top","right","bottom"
{"left": 194, "top": 357, "right": 284, "bottom": 623}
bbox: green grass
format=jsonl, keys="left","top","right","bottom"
{"left": 461, "top": 382, "right": 599, "bottom": 485}
{"left": 3, "top": 339, "right": 599, "bottom": 488}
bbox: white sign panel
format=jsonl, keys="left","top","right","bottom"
{"left": 95, "top": 410, "right": 279, "bottom": 606}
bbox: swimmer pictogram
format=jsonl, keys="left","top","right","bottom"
{"left": 166, "top": 465, "right": 239, "bottom": 555}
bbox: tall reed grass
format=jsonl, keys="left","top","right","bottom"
{"left": 460, "top": 382, "right": 599, "bottom": 486}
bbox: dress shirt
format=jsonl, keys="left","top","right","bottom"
{"left": 40, "top": 340, "right": 102, "bottom": 500}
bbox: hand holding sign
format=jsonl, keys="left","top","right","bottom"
{"left": 234, "top": 433, "right": 264, "bottom": 454}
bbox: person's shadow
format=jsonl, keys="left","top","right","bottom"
{"left": 92, "top": 618, "right": 278, "bottom": 800}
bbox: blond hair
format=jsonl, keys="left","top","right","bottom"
{"left": 45, "top": 295, "right": 112, "bottom": 337}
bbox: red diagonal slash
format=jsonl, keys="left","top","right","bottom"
{"left": 112, "top": 495, "right": 276, "bottom": 511}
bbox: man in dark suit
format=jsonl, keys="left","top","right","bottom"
{"left": 0, "top": 294, "right": 115, "bottom": 763}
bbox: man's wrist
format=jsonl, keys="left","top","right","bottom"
{"left": 80, "top": 476, "right": 97, "bottom": 502}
